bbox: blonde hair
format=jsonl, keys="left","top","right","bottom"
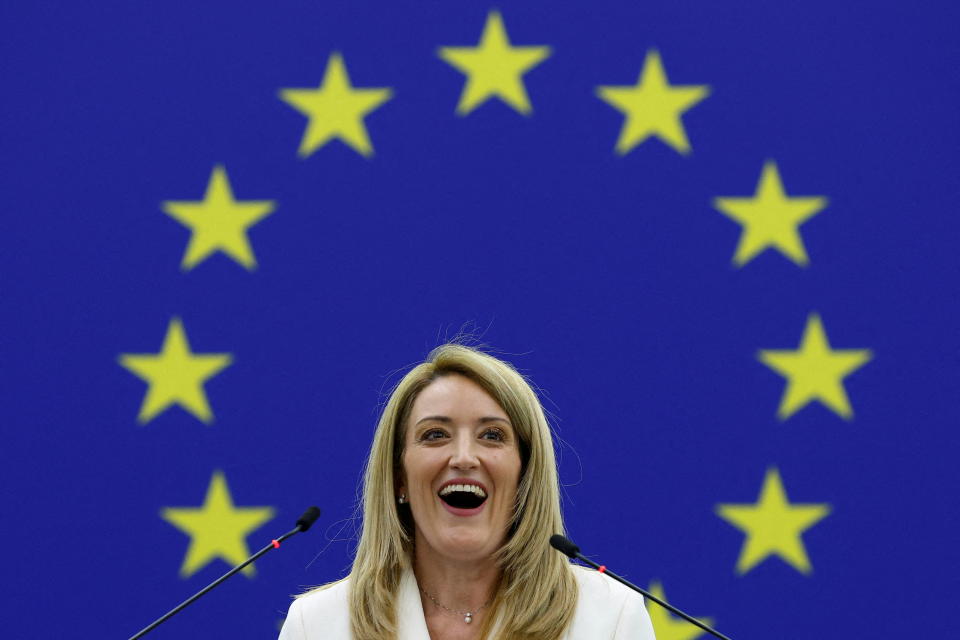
{"left": 327, "top": 343, "right": 577, "bottom": 639}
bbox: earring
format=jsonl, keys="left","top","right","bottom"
{"left": 398, "top": 494, "right": 407, "bottom": 504}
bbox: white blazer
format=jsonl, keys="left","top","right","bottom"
{"left": 278, "top": 565, "right": 656, "bottom": 639}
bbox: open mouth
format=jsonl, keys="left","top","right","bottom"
{"left": 438, "top": 483, "right": 488, "bottom": 510}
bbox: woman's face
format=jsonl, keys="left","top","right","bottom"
{"left": 399, "top": 373, "right": 523, "bottom": 564}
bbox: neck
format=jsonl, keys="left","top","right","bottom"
{"left": 413, "top": 544, "right": 501, "bottom": 613}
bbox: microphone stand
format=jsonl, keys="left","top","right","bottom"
{"left": 129, "top": 506, "right": 320, "bottom": 640}
{"left": 551, "top": 535, "right": 733, "bottom": 640}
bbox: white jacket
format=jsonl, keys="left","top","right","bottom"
{"left": 278, "top": 565, "right": 656, "bottom": 639}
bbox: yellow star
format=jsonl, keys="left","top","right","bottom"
{"left": 713, "top": 161, "right": 828, "bottom": 266}
{"left": 596, "top": 49, "right": 709, "bottom": 155}
{"left": 759, "top": 313, "right": 872, "bottom": 420}
{"left": 646, "top": 581, "right": 714, "bottom": 640}
{"left": 438, "top": 10, "right": 551, "bottom": 115}
{"left": 161, "top": 166, "right": 276, "bottom": 270}
{"left": 716, "top": 468, "right": 830, "bottom": 575}
{"left": 161, "top": 470, "right": 275, "bottom": 578}
{"left": 118, "top": 318, "right": 232, "bottom": 424}
{"left": 279, "top": 52, "right": 392, "bottom": 158}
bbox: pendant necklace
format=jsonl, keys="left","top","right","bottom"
{"left": 420, "top": 587, "right": 492, "bottom": 624}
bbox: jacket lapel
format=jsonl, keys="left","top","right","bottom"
{"left": 397, "top": 568, "right": 431, "bottom": 640}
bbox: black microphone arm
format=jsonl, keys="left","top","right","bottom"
{"left": 128, "top": 506, "right": 321, "bottom": 640}
{"left": 550, "top": 534, "right": 733, "bottom": 640}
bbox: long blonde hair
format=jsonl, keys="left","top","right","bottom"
{"left": 311, "top": 344, "right": 577, "bottom": 639}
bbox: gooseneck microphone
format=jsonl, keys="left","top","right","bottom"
{"left": 129, "top": 506, "right": 321, "bottom": 640}
{"left": 550, "top": 534, "right": 733, "bottom": 640}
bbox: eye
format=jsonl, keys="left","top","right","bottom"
{"left": 481, "top": 428, "right": 506, "bottom": 442}
{"left": 420, "top": 428, "right": 447, "bottom": 442}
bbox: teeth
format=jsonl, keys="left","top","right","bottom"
{"left": 439, "top": 484, "right": 487, "bottom": 499}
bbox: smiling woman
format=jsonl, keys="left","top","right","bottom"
{"left": 278, "top": 344, "right": 655, "bottom": 640}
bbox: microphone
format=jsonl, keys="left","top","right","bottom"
{"left": 296, "top": 505, "right": 321, "bottom": 532}
{"left": 550, "top": 534, "right": 733, "bottom": 640}
{"left": 129, "top": 506, "right": 321, "bottom": 640}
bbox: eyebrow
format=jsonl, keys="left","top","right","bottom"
{"left": 414, "top": 415, "right": 511, "bottom": 427}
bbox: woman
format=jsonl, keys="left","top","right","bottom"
{"left": 279, "top": 344, "right": 655, "bottom": 640}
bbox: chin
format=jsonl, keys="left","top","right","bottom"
{"left": 437, "top": 528, "right": 503, "bottom": 558}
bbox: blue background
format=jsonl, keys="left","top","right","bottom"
{"left": 2, "top": 1, "right": 958, "bottom": 638}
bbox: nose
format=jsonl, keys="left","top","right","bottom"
{"left": 448, "top": 434, "right": 479, "bottom": 470}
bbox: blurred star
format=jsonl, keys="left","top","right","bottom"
{"left": 714, "top": 161, "right": 827, "bottom": 266}
{"left": 759, "top": 313, "right": 872, "bottom": 420}
{"left": 717, "top": 468, "right": 830, "bottom": 575}
{"left": 597, "top": 49, "right": 709, "bottom": 155}
{"left": 162, "top": 165, "right": 276, "bottom": 270}
{"left": 119, "top": 318, "right": 232, "bottom": 424}
{"left": 162, "top": 471, "right": 275, "bottom": 578}
{"left": 280, "top": 52, "right": 392, "bottom": 157}
{"left": 439, "top": 10, "right": 551, "bottom": 115}
{"left": 646, "top": 581, "right": 714, "bottom": 640}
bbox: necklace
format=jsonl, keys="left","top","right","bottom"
{"left": 420, "top": 587, "right": 492, "bottom": 624}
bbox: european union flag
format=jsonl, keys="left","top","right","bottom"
{"left": 3, "top": 2, "right": 958, "bottom": 638}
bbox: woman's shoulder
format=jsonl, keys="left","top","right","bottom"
{"left": 278, "top": 578, "right": 352, "bottom": 640}
{"left": 294, "top": 576, "right": 350, "bottom": 606}
{"left": 572, "top": 564, "right": 641, "bottom": 601}
{"left": 566, "top": 565, "right": 655, "bottom": 639}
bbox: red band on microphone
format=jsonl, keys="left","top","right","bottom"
{"left": 272, "top": 539, "right": 280, "bottom": 549}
